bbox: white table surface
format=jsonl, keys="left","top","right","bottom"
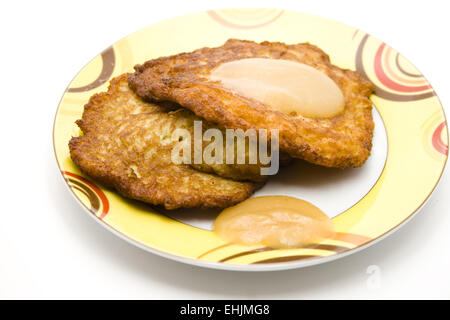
{"left": 1, "top": 0, "right": 449, "bottom": 299}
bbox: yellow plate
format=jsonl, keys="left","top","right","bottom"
{"left": 53, "top": 8, "right": 448, "bottom": 271}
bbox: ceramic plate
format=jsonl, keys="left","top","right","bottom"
{"left": 53, "top": 8, "right": 448, "bottom": 271}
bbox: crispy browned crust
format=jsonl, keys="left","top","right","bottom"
{"left": 69, "top": 74, "right": 262, "bottom": 210}
{"left": 128, "top": 39, "right": 375, "bottom": 168}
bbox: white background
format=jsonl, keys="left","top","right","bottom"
{"left": 0, "top": 0, "right": 449, "bottom": 299}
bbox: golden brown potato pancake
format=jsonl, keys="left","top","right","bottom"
{"left": 128, "top": 39, "right": 375, "bottom": 168}
{"left": 69, "top": 74, "right": 262, "bottom": 210}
